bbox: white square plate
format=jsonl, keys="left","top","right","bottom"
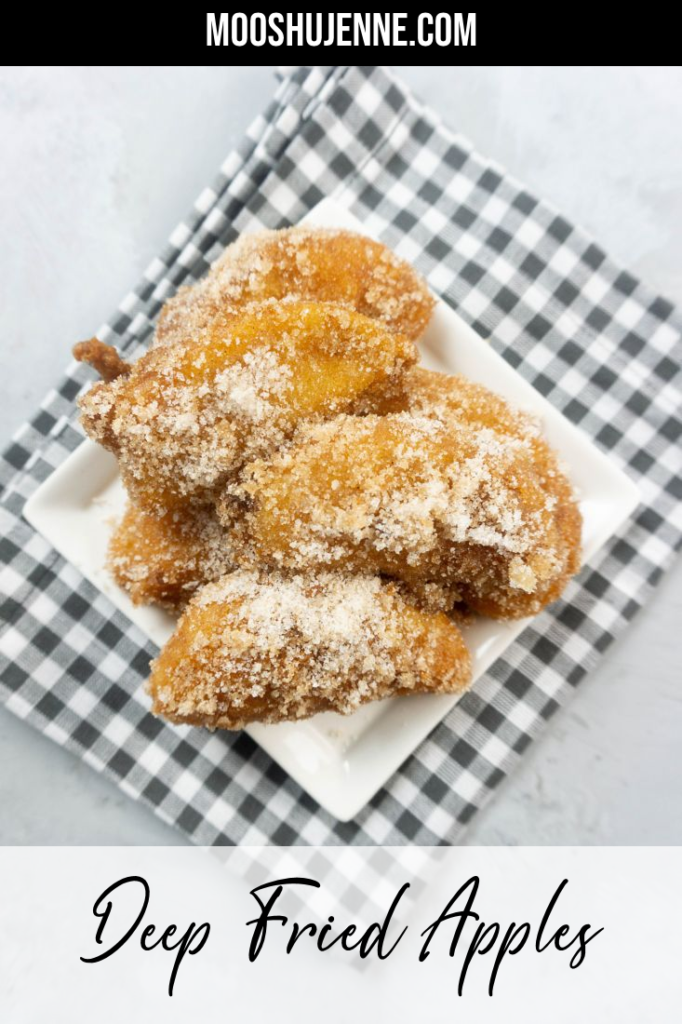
{"left": 24, "top": 199, "right": 640, "bottom": 821}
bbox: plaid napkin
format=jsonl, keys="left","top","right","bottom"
{"left": 1, "top": 66, "right": 681, "bottom": 845}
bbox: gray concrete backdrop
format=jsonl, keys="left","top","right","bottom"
{"left": 1, "top": 66, "right": 680, "bottom": 844}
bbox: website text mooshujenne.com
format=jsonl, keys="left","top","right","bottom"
{"left": 206, "top": 12, "right": 477, "bottom": 48}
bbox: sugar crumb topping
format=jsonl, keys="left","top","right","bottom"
{"left": 149, "top": 570, "right": 471, "bottom": 727}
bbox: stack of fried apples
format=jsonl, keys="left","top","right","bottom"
{"left": 75, "top": 227, "right": 581, "bottom": 731}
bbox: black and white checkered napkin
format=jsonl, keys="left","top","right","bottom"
{"left": 1, "top": 66, "right": 681, "bottom": 845}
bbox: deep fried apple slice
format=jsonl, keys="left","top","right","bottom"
{"left": 77, "top": 300, "right": 416, "bottom": 514}
{"left": 108, "top": 503, "right": 234, "bottom": 611}
{"left": 154, "top": 227, "right": 434, "bottom": 347}
{"left": 148, "top": 571, "right": 472, "bottom": 729}
{"left": 222, "top": 412, "right": 581, "bottom": 620}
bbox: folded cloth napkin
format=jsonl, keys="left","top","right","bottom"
{"left": 1, "top": 66, "right": 681, "bottom": 845}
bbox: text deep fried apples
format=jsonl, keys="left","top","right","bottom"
{"left": 148, "top": 571, "right": 472, "bottom": 729}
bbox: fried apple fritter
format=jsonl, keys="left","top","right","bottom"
{"left": 221, "top": 412, "right": 581, "bottom": 620}
{"left": 78, "top": 300, "right": 416, "bottom": 515}
{"left": 154, "top": 227, "right": 434, "bottom": 347}
{"left": 108, "top": 503, "right": 234, "bottom": 610}
{"left": 148, "top": 570, "right": 472, "bottom": 730}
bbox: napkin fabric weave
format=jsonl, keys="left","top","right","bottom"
{"left": 1, "top": 66, "right": 681, "bottom": 845}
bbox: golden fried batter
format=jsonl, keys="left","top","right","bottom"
{"left": 221, "top": 412, "right": 581, "bottom": 620}
{"left": 78, "top": 300, "right": 416, "bottom": 515}
{"left": 148, "top": 571, "right": 472, "bottom": 730}
{"left": 379, "top": 370, "right": 581, "bottom": 615}
{"left": 108, "top": 503, "right": 234, "bottom": 610}
{"left": 74, "top": 338, "right": 131, "bottom": 382}
{"left": 360, "top": 366, "right": 539, "bottom": 439}
{"left": 154, "top": 227, "right": 434, "bottom": 347}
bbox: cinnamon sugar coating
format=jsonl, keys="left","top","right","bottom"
{"left": 78, "top": 300, "right": 416, "bottom": 515}
{"left": 108, "top": 503, "right": 234, "bottom": 611}
{"left": 154, "top": 227, "right": 434, "bottom": 347}
{"left": 359, "top": 366, "right": 539, "bottom": 439}
{"left": 148, "top": 570, "right": 472, "bottom": 729}
{"left": 221, "top": 409, "right": 581, "bottom": 620}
